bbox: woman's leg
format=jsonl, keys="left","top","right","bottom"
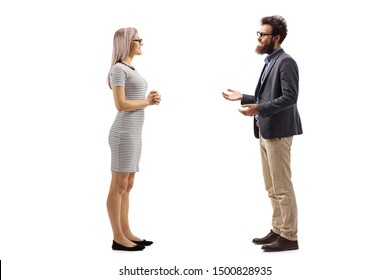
{"left": 120, "top": 172, "right": 142, "bottom": 241}
{"left": 107, "top": 172, "right": 137, "bottom": 247}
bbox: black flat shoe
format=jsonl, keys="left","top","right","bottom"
{"left": 131, "top": 239, "right": 153, "bottom": 246}
{"left": 253, "top": 230, "right": 279, "bottom": 245}
{"left": 112, "top": 240, "right": 145, "bottom": 251}
{"left": 261, "top": 236, "right": 299, "bottom": 252}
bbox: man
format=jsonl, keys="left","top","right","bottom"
{"left": 222, "top": 15, "right": 302, "bottom": 252}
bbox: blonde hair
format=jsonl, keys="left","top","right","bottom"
{"left": 107, "top": 27, "right": 138, "bottom": 88}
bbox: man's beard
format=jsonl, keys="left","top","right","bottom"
{"left": 255, "top": 41, "right": 276, "bottom": 55}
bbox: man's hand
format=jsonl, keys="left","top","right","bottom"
{"left": 222, "top": 89, "right": 243, "bottom": 101}
{"left": 238, "top": 104, "right": 259, "bottom": 116}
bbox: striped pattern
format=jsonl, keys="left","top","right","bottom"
{"left": 108, "top": 63, "right": 148, "bottom": 172}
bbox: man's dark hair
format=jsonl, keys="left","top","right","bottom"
{"left": 261, "top": 15, "right": 288, "bottom": 43}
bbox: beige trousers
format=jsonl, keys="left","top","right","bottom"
{"left": 260, "top": 136, "right": 298, "bottom": 241}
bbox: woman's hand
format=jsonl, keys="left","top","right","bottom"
{"left": 146, "top": 90, "right": 161, "bottom": 105}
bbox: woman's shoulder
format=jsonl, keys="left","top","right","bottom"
{"left": 110, "top": 62, "right": 132, "bottom": 78}
{"left": 111, "top": 62, "right": 127, "bottom": 71}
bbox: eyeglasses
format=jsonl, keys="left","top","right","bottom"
{"left": 133, "top": 38, "right": 143, "bottom": 44}
{"left": 257, "top": 31, "right": 274, "bottom": 38}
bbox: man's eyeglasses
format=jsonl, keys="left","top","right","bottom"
{"left": 257, "top": 31, "right": 274, "bottom": 38}
{"left": 133, "top": 38, "right": 143, "bottom": 44}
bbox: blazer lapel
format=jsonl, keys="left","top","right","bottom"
{"left": 254, "top": 69, "right": 264, "bottom": 100}
{"left": 258, "top": 51, "right": 284, "bottom": 94}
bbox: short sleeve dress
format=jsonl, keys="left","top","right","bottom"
{"left": 108, "top": 62, "right": 148, "bottom": 173}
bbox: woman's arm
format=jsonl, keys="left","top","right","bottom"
{"left": 112, "top": 86, "right": 157, "bottom": 112}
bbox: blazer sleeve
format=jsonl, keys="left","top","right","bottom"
{"left": 258, "top": 57, "right": 299, "bottom": 117}
{"left": 241, "top": 94, "right": 256, "bottom": 105}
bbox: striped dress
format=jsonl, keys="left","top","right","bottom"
{"left": 108, "top": 62, "right": 148, "bottom": 172}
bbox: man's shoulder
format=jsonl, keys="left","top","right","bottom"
{"left": 278, "top": 51, "right": 295, "bottom": 60}
{"left": 276, "top": 52, "right": 298, "bottom": 68}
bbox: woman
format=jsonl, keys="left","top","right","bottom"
{"left": 107, "top": 27, "right": 161, "bottom": 251}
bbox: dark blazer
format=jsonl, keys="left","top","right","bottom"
{"left": 242, "top": 49, "right": 303, "bottom": 139}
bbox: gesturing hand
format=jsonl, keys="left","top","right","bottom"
{"left": 222, "top": 89, "right": 243, "bottom": 101}
{"left": 238, "top": 104, "right": 259, "bottom": 116}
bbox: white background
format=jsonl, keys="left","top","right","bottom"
{"left": 1, "top": 0, "right": 389, "bottom": 279}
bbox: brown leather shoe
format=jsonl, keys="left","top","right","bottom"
{"left": 252, "top": 230, "right": 279, "bottom": 245}
{"left": 261, "top": 236, "right": 299, "bottom": 252}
